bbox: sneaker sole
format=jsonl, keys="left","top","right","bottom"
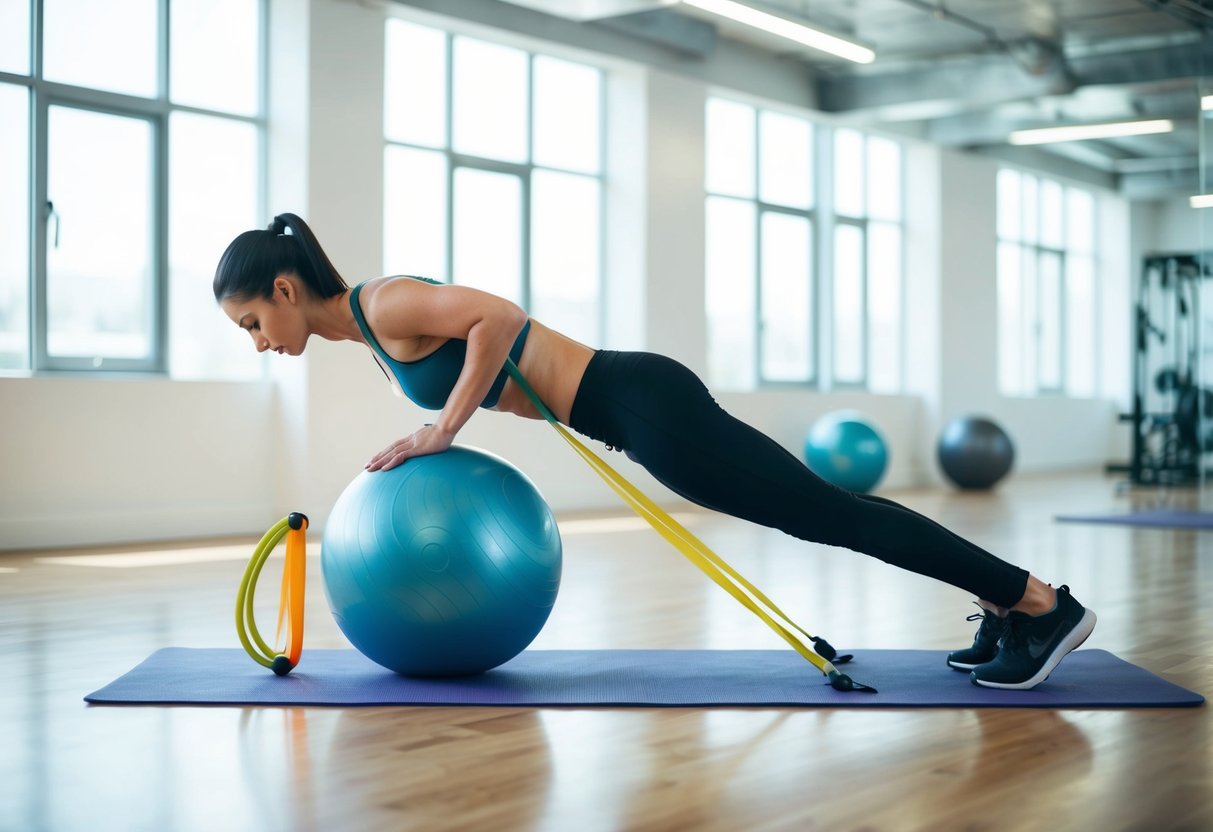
{"left": 970, "top": 609, "right": 1097, "bottom": 691}
{"left": 947, "top": 658, "right": 988, "bottom": 671}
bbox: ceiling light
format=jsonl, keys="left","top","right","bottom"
{"left": 681, "top": 0, "right": 874, "bottom": 64}
{"left": 1190, "top": 194, "right": 1213, "bottom": 209}
{"left": 1008, "top": 119, "right": 1174, "bottom": 145}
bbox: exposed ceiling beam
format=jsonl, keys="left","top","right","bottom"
{"left": 1120, "top": 167, "right": 1202, "bottom": 199}
{"left": 594, "top": 8, "right": 717, "bottom": 57}
{"left": 817, "top": 47, "right": 1075, "bottom": 115}
{"left": 817, "top": 40, "right": 1213, "bottom": 115}
{"left": 1115, "top": 155, "right": 1200, "bottom": 174}
{"left": 1068, "top": 38, "right": 1211, "bottom": 86}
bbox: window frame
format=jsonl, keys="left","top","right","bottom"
{"left": 830, "top": 214, "right": 869, "bottom": 389}
{"left": 706, "top": 96, "right": 819, "bottom": 389}
{"left": 704, "top": 99, "right": 906, "bottom": 393}
{"left": 997, "top": 168, "right": 1099, "bottom": 398}
{"left": 383, "top": 18, "right": 608, "bottom": 346}
{"left": 757, "top": 201, "right": 818, "bottom": 387}
{"left": 830, "top": 130, "right": 905, "bottom": 393}
{"left": 1, "top": 0, "right": 268, "bottom": 375}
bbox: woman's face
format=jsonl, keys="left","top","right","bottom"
{"left": 220, "top": 274, "right": 310, "bottom": 356}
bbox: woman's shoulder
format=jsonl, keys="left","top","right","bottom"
{"left": 357, "top": 275, "right": 443, "bottom": 338}
{"left": 358, "top": 275, "right": 436, "bottom": 309}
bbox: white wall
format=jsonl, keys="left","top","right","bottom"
{"left": 0, "top": 0, "right": 1143, "bottom": 550}
{"left": 1152, "top": 196, "right": 1206, "bottom": 251}
{"left": 932, "top": 151, "right": 1130, "bottom": 474}
{"left": 0, "top": 377, "right": 276, "bottom": 548}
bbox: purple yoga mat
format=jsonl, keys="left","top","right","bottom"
{"left": 84, "top": 648, "right": 1204, "bottom": 708}
{"left": 1056, "top": 510, "right": 1213, "bottom": 529}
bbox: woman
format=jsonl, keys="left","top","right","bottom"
{"left": 215, "top": 213, "right": 1096, "bottom": 691}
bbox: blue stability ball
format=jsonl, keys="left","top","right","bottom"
{"left": 937, "top": 416, "right": 1015, "bottom": 490}
{"left": 804, "top": 411, "right": 889, "bottom": 493}
{"left": 321, "top": 446, "right": 562, "bottom": 677}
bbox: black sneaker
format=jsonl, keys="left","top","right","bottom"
{"left": 970, "top": 585, "right": 1097, "bottom": 690}
{"left": 947, "top": 605, "right": 1007, "bottom": 671}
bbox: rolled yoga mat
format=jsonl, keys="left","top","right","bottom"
{"left": 1056, "top": 510, "right": 1213, "bottom": 530}
{"left": 85, "top": 648, "right": 1204, "bottom": 708}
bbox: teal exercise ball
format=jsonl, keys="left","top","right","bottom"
{"left": 321, "top": 446, "right": 562, "bottom": 677}
{"left": 804, "top": 411, "right": 889, "bottom": 493}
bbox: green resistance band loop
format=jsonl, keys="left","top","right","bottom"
{"left": 504, "top": 359, "right": 875, "bottom": 693}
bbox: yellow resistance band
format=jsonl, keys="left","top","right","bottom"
{"left": 232, "top": 367, "right": 873, "bottom": 691}
{"left": 504, "top": 359, "right": 874, "bottom": 692}
{"left": 236, "top": 512, "right": 308, "bottom": 675}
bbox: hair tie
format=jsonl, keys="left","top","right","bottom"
{"left": 268, "top": 217, "right": 288, "bottom": 236}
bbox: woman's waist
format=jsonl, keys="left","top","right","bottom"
{"left": 494, "top": 319, "right": 594, "bottom": 424}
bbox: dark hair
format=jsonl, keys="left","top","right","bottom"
{"left": 213, "top": 213, "right": 348, "bottom": 303}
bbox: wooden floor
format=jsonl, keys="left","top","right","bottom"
{"left": 1, "top": 470, "right": 1209, "bottom": 832}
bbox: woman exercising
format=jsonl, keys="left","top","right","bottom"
{"left": 215, "top": 213, "right": 1096, "bottom": 691}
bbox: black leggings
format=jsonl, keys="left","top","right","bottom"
{"left": 567, "top": 350, "right": 1030, "bottom": 608}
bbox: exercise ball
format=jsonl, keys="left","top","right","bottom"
{"left": 937, "top": 416, "right": 1015, "bottom": 490}
{"left": 321, "top": 446, "right": 562, "bottom": 677}
{"left": 804, "top": 410, "right": 889, "bottom": 493}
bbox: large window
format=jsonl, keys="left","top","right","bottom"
{"left": 704, "top": 98, "right": 903, "bottom": 391}
{"left": 383, "top": 19, "right": 604, "bottom": 345}
{"left": 997, "top": 169, "right": 1097, "bottom": 397}
{"left": 833, "top": 129, "right": 903, "bottom": 393}
{"left": 1, "top": 0, "right": 265, "bottom": 379}
{"left": 705, "top": 99, "right": 815, "bottom": 389}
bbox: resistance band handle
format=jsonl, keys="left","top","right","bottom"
{"left": 236, "top": 512, "right": 309, "bottom": 675}
{"left": 504, "top": 359, "right": 874, "bottom": 692}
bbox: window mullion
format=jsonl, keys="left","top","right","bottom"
{"left": 524, "top": 52, "right": 534, "bottom": 311}
{"left": 444, "top": 30, "right": 454, "bottom": 286}
{"left": 159, "top": 0, "right": 170, "bottom": 102}
{"left": 32, "top": 0, "right": 44, "bottom": 79}
{"left": 860, "top": 217, "right": 869, "bottom": 387}
{"left": 753, "top": 107, "right": 763, "bottom": 387}
{"left": 150, "top": 0, "right": 169, "bottom": 373}
{"left": 153, "top": 111, "right": 168, "bottom": 373}
{"left": 31, "top": 89, "right": 47, "bottom": 372}
{"left": 754, "top": 203, "right": 764, "bottom": 386}
{"left": 596, "top": 72, "right": 607, "bottom": 348}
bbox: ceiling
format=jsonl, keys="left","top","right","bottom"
{"left": 500, "top": 0, "right": 1213, "bottom": 199}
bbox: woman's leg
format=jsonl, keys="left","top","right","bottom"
{"left": 571, "top": 351, "right": 1030, "bottom": 608}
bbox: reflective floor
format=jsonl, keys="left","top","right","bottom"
{"left": 1, "top": 471, "right": 1209, "bottom": 831}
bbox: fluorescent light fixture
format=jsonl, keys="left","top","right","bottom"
{"left": 1190, "top": 194, "right": 1213, "bottom": 209}
{"left": 681, "top": 0, "right": 875, "bottom": 64}
{"left": 1203, "top": 95, "right": 1213, "bottom": 111}
{"left": 1008, "top": 119, "right": 1174, "bottom": 145}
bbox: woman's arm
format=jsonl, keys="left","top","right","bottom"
{"left": 363, "top": 279, "right": 529, "bottom": 471}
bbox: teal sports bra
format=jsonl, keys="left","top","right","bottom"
{"left": 349, "top": 277, "right": 531, "bottom": 411}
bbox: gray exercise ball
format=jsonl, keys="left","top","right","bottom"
{"left": 937, "top": 416, "right": 1015, "bottom": 490}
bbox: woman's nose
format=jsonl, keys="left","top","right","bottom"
{"left": 254, "top": 334, "right": 269, "bottom": 352}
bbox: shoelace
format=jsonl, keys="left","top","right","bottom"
{"left": 999, "top": 614, "right": 1028, "bottom": 651}
{"left": 966, "top": 606, "right": 1008, "bottom": 644}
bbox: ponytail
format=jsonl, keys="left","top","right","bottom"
{"left": 213, "top": 213, "right": 349, "bottom": 303}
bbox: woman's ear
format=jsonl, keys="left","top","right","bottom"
{"left": 274, "top": 274, "right": 297, "bottom": 303}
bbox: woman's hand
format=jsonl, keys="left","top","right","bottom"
{"left": 367, "top": 424, "right": 455, "bottom": 472}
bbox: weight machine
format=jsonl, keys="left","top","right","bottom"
{"left": 1125, "top": 252, "right": 1213, "bottom": 486}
